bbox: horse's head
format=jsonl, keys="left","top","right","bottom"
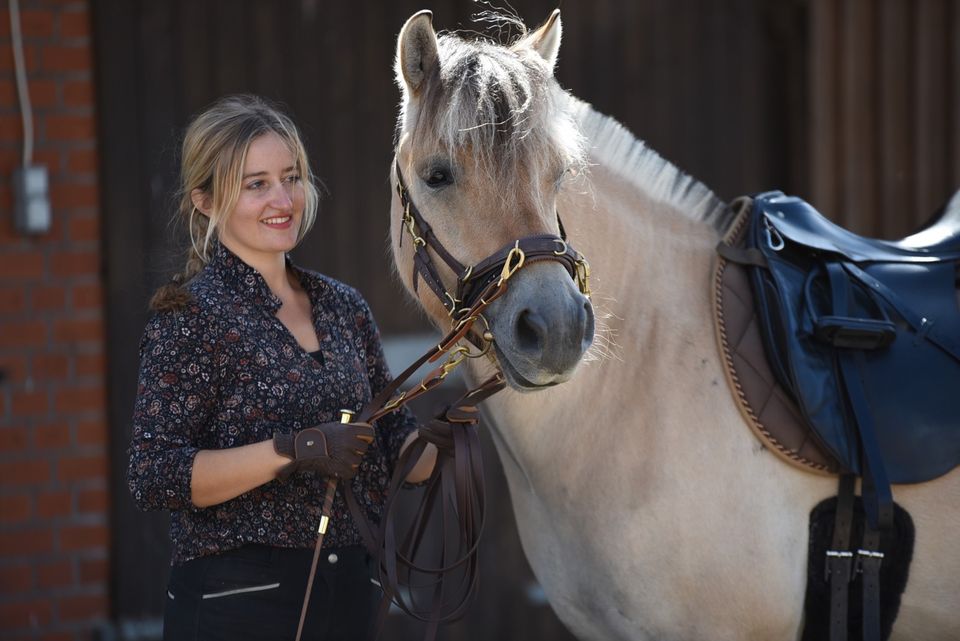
{"left": 390, "top": 10, "right": 594, "bottom": 391}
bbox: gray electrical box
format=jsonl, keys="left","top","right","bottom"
{"left": 13, "top": 165, "right": 51, "bottom": 235}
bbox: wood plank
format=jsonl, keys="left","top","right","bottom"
{"left": 176, "top": 0, "right": 214, "bottom": 117}
{"left": 213, "top": 0, "right": 247, "bottom": 94}
{"left": 878, "top": 0, "right": 911, "bottom": 237}
{"left": 809, "top": 0, "right": 840, "bottom": 216}
{"left": 139, "top": 0, "right": 182, "bottom": 289}
{"left": 840, "top": 0, "right": 876, "bottom": 234}
{"left": 914, "top": 0, "right": 948, "bottom": 228}
{"left": 953, "top": 0, "right": 960, "bottom": 193}
{"left": 92, "top": 0, "right": 172, "bottom": 620}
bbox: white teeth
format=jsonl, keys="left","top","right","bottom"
{"left": 261, "top": 216, "right": 291, "bottom": 225}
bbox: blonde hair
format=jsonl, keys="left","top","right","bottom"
{"left": 151, "top": 95, "right": 320, "bottom": 311}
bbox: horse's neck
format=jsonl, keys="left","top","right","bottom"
{"left": 572, "top": 164, "right": 722, "bottom": 337}
{"left": 476, "top": 134, "right": 729, "bottom": 490}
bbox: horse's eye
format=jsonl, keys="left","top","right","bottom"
{"left": 424, "top": 168, "right": 453, "bottom": 188}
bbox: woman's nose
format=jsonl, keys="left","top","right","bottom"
{"left": 270, "top": 182, "right": 294, "bottom": 209}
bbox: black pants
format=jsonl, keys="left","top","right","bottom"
{"left": 163, "top": 545, "right": 378, "bottom": 641}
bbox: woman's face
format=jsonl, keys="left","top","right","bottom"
{"left": 218, "top": 132, "right": 305, "bottom": 266}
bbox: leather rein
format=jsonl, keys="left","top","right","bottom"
{"left": 294, "top": 159, "right": 591, "bottom": 641}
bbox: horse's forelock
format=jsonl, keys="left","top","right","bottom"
{"left": 404, "top": 33, "right": 585, "bottom": 212}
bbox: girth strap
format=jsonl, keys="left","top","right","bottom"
{"left": 827, "top": 474, "right": 856, "bottom": 641}
{"left": 824, "top": 264, "right": 890, "bottom": 641}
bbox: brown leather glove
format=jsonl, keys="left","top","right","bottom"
{"left": 418, "top": 404, "right": 480, "bottom": 455}
{"left": 273, "top": 421, "right": 374, "bottom": 480}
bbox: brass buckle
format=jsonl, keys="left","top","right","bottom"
{"left": 497, "top": 242, "right": 526, "bottom": 287}
{"left": 575, "top": 254, "right": 592, "bottom": 298}
{"left": 382, "top": 390, "right": 407, "bottom": 412}
{"left": 439, "top": 346, "right": 470, "bottom": 380}
{"left": 403, "top": 204, "right": 426, "bottom": 247}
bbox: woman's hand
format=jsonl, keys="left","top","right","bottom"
{"left": 273, "top": 422, "right": 375, "bottom": 480}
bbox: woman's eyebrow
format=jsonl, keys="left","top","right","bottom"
{"left": 242, "top": 166, "right": 297, "bottom": 179}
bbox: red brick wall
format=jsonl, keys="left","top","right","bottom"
{"left": 0, "top": 1, "right": 110, "bottom": 639}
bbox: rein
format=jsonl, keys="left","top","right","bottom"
{"left": 294, "top": 158, "right": 591, "bottom": 641}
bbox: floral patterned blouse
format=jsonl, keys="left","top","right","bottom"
{"left": 127, "top": 241, "right": 419, "bottom": 565}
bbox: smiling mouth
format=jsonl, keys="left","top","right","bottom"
{"left": 261, "top": 215, "right": 292, "bottom": 227}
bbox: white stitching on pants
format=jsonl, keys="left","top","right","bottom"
{"left": 167, "top": 591, "right": 175, "bottom": 600}
{"left": 201, "top": 582, "right": 281, "bottom": 600}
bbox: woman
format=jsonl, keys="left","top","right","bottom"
{"left": 127, "top": 95, "right": 437, "bottom": 640}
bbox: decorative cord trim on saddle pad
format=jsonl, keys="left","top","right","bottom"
{"left": 712, "top": 197, "right": 841, "bottom": 475}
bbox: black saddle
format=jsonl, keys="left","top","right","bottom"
{"left": 746, "top": 191, "right": 960, "bottom": 490}
{"left": 734, "top": 189, "right": 960, "bottom": 641}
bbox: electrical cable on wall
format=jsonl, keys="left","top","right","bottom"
{"left": 8, "top": 0, "right": 50, "bottom": 235}
{"left": 9, "top": 0, "right": 33, "bottom": 167}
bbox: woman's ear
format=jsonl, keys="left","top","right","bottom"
{"left": 191, "top": 189, "right": 212, "bottom": 216}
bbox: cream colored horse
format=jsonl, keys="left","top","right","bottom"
{"left": 389, "top": 10, "right": 960, "bottom": 641}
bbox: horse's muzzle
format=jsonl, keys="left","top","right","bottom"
{"left": 487, "top": 262, "right": 595, "bottom": 390}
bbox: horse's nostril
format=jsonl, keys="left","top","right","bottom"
{"left": 582, "top": 301, "right": 596, "bottom": 346}
{"left": 515, "top": 309, "right": 545, "bottom": 354}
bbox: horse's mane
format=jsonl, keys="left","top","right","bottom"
{"left": 401, "top": 30, "right": 586, "bottom": 214}
{"left": 402, "top": 20, "right": 731, "bottom": 231}
{"left": 570, "top": 98, "right": 732, "bottom": 232}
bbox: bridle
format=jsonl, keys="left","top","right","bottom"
{"left": 295, "top": 156, "right": 593, "bottom": 641}
{"left": 394, "top": 159, "right": 592, "bottom": 336}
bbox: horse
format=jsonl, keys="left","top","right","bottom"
{"left": 386, "top": 10, "right": 960, "bottom": 641}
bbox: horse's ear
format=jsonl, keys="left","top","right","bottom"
{"left": 516, "top": 9, "right": 562, "bottom": 71}
{"left": 396, "top": 10, "right": 439, "bottom": 97}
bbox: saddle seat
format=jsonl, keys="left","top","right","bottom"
{"left": 757, "top": 191, "right": 960, "bottom": 262}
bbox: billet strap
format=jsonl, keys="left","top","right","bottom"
{"left": 825, "top": 264, "right": 894, "bottom": 532}
{"left": 824, "top": 264, "right": 890, "bottom": 641}
{"left": 827, "top": 474, "right": 856, "bottom": 641}
{"left": 858, "top": 526, "right": 884, "bottom": 641}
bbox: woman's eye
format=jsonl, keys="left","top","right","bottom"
{"left": 284, "top": 174, "right": 301, "bottom": 184}
{"left": 425, "top": 169, "right": 452, "bottom": 188}
{"left": 247, "top": 180, "right": 265, "bottom": 190}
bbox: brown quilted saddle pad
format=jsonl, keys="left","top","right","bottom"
{"left": 712, "top": 198, "right": 841, "bottom": 475}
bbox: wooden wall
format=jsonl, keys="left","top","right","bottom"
{"left": 809, "top": 0, "right": 960, "bottom": 237}
{"left": 92, "top": 0, "right": 958, "bottom": 637}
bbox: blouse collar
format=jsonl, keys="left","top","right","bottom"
{"left": 209, "top": 240, "right": 285, "bottom": 313}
